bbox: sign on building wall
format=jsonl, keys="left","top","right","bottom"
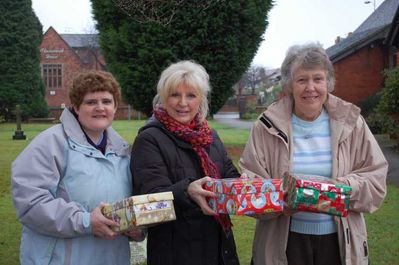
{"left": 40, "top": 48, "right": 64, "bottom": 59}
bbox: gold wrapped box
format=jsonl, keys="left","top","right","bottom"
{"left": 102, "top": 191, "right": 176, "bottom": 232}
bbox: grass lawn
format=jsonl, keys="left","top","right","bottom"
{"left": 1, "top": 121, "right": 398, "bottom": 265}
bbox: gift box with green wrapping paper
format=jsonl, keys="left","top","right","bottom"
{"left": 283, "top": 173, "right": 352, "bottom": 217}
{"left": 102, "top": 191, "right": 176, "bottom": 232}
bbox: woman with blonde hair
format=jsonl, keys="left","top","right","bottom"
{"left": 131, "top": 60, "right": 240, "bottom": 265}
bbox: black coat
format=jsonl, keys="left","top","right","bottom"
{"left": 130, "top": 118, "right": 240, "bottom": 265}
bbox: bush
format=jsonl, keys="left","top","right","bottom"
{"left": 367, "top": 67, "right": 399, "bottom": 139}
{"left": 241, "top": 102, "right": 258, "bottom": 120}
{"left": 366, "top": 112, "right": 397, "bottom": 136}
{"left": 24, "top": 99, "right": 49, "bottom": 119}
{"left": 241, "top": 112, "right": 258, "bottom": 120}
{"left": 379, "top": 68, "right": 399, "bottom": 114}
{"left": 360, "top": 92, "right": 382, "bottom": 117}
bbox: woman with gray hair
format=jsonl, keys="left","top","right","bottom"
{"left": 130, "top": 60, "right": 240, "bottom": 265}
{"left": 240, "top": 43, "right": 387, "bottom": 265}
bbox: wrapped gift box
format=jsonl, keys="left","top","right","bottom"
{"left": 283, "top": 173, "right": 352, "bottom": 217}
{"left": 203, "top": 177, "right": 283, "bottom": 216}
{"left": 102, "top": 191, "right": 176, "bottom": 232}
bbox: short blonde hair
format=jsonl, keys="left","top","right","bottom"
{"left": 154, "top": 60, "right": 210, "bottom": 122}
{"left": 280, "top": 42, "right": 335, "bottom": 95}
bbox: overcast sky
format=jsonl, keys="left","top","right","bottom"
{"left": 32, "top": 0, "right": 382, "bottom": 69}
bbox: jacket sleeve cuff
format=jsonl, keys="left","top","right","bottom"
{"left": 172, "top": 177, "right": 197, "bottom": 210}
{"left": 346, "top": 176, "right": 360, "bottom": 206}
{"left": 82, "top": 212, "right": 92, "bottom": 234}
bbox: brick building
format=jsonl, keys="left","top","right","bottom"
{"left": 40, "top": 27, "right": 138, "bottom": 119}
{"left": 326, "top": 0, "right": 399, "bottom": 105}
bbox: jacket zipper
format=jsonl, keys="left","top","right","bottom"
{"left": 260, "top": 114, "right": 288, "bottom": 144}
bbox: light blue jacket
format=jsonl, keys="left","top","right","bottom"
{"left": 12, "top": 108, "right": 132, "bottom": 265}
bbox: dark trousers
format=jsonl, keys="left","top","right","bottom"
{"left": 286, "top": 231, "right": 342, "bottom": 265}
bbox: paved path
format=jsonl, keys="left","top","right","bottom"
{"left": 214, "top": 117, "right": 253, "bottom": 130}
{"left": 214, "top": 117, "right": 399, "bottom": 186}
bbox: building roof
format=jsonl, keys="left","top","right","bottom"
{"left": 60, "top": 34, "right": 99, "bottom": 48}
{"left": 326, "top": 0, "right": 399, "bottom": 62}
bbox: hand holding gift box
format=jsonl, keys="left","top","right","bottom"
{"left": 203, "top": 176, "right": 284, "bottom": 216}
{"left": 283, "top": 172, "right": 352, "bottom": 217}
{"left": 101, "top": 191, "right": 176, "bottom": 232}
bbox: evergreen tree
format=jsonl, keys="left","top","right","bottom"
{"left": 379, "top": 67, "right": 399, "bottom": 114}
{"left": 91, "top": 0, "right": 273, "bottom": 116}
{"left": 0, "top": 0, "right": 48, "bottom": 121}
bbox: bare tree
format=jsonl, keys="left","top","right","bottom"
{"left": 112, "top": 0, "right": 226, "bottom": 26}
{"left": 246, "top": 65, "right": 265, "bottom": 95}
{"left": 80, "top": 24, "right": 105, "bottom": 70}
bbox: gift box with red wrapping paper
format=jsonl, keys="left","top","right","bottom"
{"left": 283, "top": 173, "right": 352, "bottom": 217}
{"left": 203, "top": 177, "right": 284, "bottom": 216}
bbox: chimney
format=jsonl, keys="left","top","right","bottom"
{"left": 335, "top": 36, "right": 341, "bottom": 44}
{"left": 347, "top": 32, "right": 353, "bottom": 37}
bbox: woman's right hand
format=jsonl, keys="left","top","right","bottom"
{"left": 91, "top": 203, "right": 120, "bottom": 240}
{"left": 187, "top": 176, "right": 217, "bottom": 216}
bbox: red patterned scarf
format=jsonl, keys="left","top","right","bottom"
{"left": 154, "top": 105, "right": 232, "bottom": 232}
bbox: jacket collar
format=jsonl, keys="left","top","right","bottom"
{"left": 324, "top": 94, "right": 361, "bottom": 143}
{"left": 261, "top": 94, "right": 361, "bottom": 143}
{"left": 324, "top": 94, "right": 360, "bottom": 123}
{"left": 257, "top": 95, "right": 293, "bottom": 148}
{"left": 60, "top": 108, "right": 129, "bottom": 156}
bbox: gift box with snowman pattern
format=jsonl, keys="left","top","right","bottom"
{"left": 204, "top": 177, "right": 284, "bottom": 216}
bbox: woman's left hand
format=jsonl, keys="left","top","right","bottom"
{"left": 336, "top": 177, "right": 350, "bottom": 186}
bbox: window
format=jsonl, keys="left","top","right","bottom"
{"left": 42, "top": 64, "right": 62, "bottom": 88}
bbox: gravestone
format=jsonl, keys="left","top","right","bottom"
{"left": 130, "top": 238, "right": 147, "bottom": 265}
{"left": 12, "top": 104, "right": 26, "bottom": 140}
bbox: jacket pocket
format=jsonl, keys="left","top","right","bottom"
{"left": 346, "top": 228, "right": 350, "bottom": 245}
{"left": 363, "top": 240, "right": 368, "bottom": 257}
{"left": 351, "top": 223, "right": 369, "bottom": 262}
